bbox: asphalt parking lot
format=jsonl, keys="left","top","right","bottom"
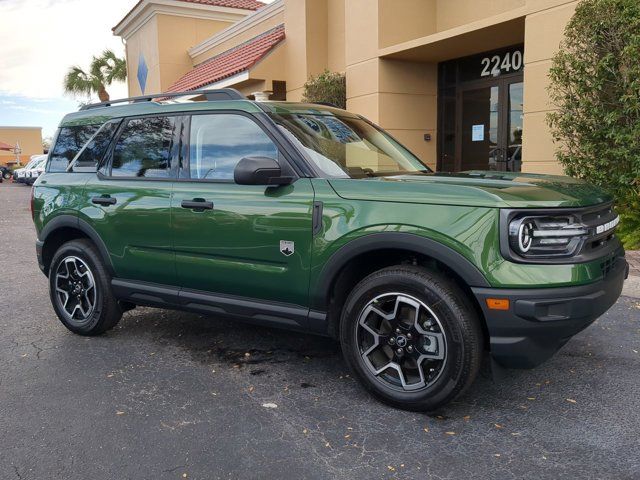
{"left": 1, "top": 182, "right": 639, "bottom": 480}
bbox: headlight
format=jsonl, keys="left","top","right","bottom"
{"left": 508, "top": 215, "right": 588, "bottom": 258}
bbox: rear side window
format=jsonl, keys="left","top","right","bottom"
{"left": 111, "top": 116, "right": 176, "bottom": 178}
{"left": 73, "top": 120, "right": 121, "bottom": 171}
{"left": 188, "top": 114, "right": 278, "bottom": 180}
{"left": 48, "top": 125, "right": 100, "bottom": 172}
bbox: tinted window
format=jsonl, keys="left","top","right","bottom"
{"left": 111, "top": 116, "right": 176, "bottom": 178}
{"left": 73, "top": 120, "right": 120, "bottom": 171}
{"left": 48, "top": 125, "right": 100, "bottom": 172}
{"left": 189, "top": 114, "right": 278, "bottom": 180}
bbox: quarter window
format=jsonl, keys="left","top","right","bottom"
{"left": 48, "top": 125, "right": 101, "bottom": 172}
{"left": 188, "top": 114, "right": 278, "bottom": 181}
{"left": 111, "top": 116, "right": 176, "bottom": 178}
{"left": 73, "top": 120, "right": 120, "bottom": 171}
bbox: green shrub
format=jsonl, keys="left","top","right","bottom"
{"left": 617, "top": 189, "right": 640, "bottom": 249}
{"left": 302, "top": 70, "right": 346, "bottom": 109}
{"left": 547, "top": 0, "right": 640, "bottom": 249}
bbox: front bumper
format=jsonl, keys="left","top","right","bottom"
{"left": 472, "top": 255, "right": 628, "bottom": 368}
{"left": 36, "top": 239, "right": 45, "bottom": 274}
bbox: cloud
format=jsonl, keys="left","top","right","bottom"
{"left": 0, "top": 0, "right": 131, "bottom": 100}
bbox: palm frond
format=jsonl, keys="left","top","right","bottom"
{"left": 92, "top": 49, "right": 127, "bottom": 85}
{"left": 63, "top": 66, "right": 96, "bottom": 96}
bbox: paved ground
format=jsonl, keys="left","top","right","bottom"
{"left": 1, "top": 182, "right": 639, "bottom": 480}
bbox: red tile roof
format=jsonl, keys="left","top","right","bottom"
{"left": 0, "top": 141, "right": 14, "bottom": 151}
{"left": 167, "top": 24, "right": 285, "bottom": 93}
{"left": 176, "top": 0, "right": 265, "bottom": 9}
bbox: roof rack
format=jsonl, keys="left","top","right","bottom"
{"left": 79, "top": 88, "right": 245, "bottom": 111}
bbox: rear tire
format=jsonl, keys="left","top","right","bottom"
{"left": 340, "top": 265, "right": 483, "bottom": 411}
{"left": 49, "top": 239, "right": 122, "bottom": 335}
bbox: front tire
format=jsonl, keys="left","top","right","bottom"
{"left": 340, "top": 265, "right": 483, "bottom": 411}
{"left": 49, "top": 239, "right": 122, "bottom": 335}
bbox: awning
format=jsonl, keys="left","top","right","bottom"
{"left": 0, "top": 141, "right": 14, "bottom": 151}
{"left": 167, "top": 24, "right": 285, "bottom": 93}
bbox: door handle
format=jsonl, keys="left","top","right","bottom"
{"left": 92, "top": 196, "right": 117, "bottom": 206}
{"left": 181, "top": 199, "right": 214, "bottom": 210}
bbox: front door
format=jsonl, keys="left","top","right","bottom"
{"left": 438, "top": 45, "right": 524, "bottom": 172}
{"left": 458, "top": 77, "right": 523, "bottom": 172}
{"left": 171, "top": 112, "right": 315, "bottom": 309}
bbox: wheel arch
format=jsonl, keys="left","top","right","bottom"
{"left": 40, "top": 215, "right": 114, "bottom": 276}
{"left": 313, "top": 233, "right": 490, "bottom": 340}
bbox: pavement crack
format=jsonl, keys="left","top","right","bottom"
{"left": 30, "top": 341, "right": 44, "bottom": 360}
{"left": 162, "top": 464, "right": 187, "bottom": 474}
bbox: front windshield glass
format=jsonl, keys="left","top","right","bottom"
{"left": 269, "top": 112, "right": 431, "bottom": 178}
{"left": 23, "top": 157, "right": 41, "bottom": 170}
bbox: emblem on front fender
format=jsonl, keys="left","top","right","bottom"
{"left": 280, "top": 240, "right": 294, "bottom": 257}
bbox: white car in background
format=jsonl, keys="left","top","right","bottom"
{"left": 14, "top": 156, "right": 44, "bottom": 184}
{"left": 25, "top": 156, "right": 47, "bottom": 185}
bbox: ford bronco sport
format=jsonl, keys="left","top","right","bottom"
{"left": 32, "top": 89, "right": 628, "bottom": 411}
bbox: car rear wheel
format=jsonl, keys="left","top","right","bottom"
{"left": 340, "top": 265, "right": 483, "bottom": 411}
{"left": 49, "top": 239, "right": 122, "bottom": 335}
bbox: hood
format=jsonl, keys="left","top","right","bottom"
{"left": 327, "top": 171, "right": 612, "bottom": 208}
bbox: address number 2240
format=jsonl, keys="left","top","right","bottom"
{"left": 480, "top": 50, "right": 523, "bottom": 77}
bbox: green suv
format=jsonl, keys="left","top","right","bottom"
{"left": 32, "top": 89, "right": 628, "bottom": 411}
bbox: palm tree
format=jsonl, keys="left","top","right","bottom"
{"left": 64, "top": 49, "right": 127, "bottom": 102}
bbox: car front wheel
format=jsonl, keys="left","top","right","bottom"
{"left": 49, "top": 239, "right": 122, "bottom": 335}
{"left": 340, "top": 265, "right": 483, "bottom": 411}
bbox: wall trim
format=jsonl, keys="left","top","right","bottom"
{"left": 199, "top": 71, "right": 250, "bottom": 90}
{"left": 188, "top": 0, "right": 284, "bottom": 58}
{"left": 114, "top": 0, "right": 250, "bottom": 40}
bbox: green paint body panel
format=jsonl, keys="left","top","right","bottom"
{"left": 32, "top": 100, "right": 623, "bottom": 317}
{"left": 171, "top": 179, "right": 315, "bottom": 305}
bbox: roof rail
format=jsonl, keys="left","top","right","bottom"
{"left": 79, "top": 88, "right": 245, "bottom": 111}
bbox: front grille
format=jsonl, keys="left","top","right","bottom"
{"left": 600, "top": 255, "right": 616, "bottom": 277}
{"left": 578, "top": 203, "right": 619, "bottom": 257}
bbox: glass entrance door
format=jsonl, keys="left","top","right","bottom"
{"left": 460, "top": 85, "right": 499, "bottom": 171}
{"left": 458, "top": 78, "right": 523, "bottom": 172}
{"left": 437, "top": 45, "right": 524, "bottom": 173}
{"left": 505, "top": 81, "right": 523, "bottom": 172}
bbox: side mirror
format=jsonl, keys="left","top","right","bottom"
{"left": 234, "top": 156, "right": 293, "bottom": 186}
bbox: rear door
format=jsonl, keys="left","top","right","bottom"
{"left": 171, "top": 112, "right": 315, "bottom": 310}
{"left": 79, "top": 114, "right": 181, "bottom": 286}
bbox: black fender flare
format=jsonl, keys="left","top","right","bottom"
{"left": 39, "top": 215, "right": 114, "bottom": 275}
{"left": 312, "top": 232, "right": 491, "bottom": 310}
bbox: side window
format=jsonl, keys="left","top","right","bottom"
{"left": 111, "top": 116, "right": 176, "bottom": 178}
{"left": 48, "top": 125, "right": 100, "bottom": 172}
{"left": 189, "top": 114, "right": 278, "bottom": 180}
{"left": 73, "top": 120, "right": 121, "bottom": 171}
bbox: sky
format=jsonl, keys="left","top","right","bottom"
{"left": 0, "top": 0, "right": 274, "bottom": 140}
{"left": 0, "top": 0, "right": 139, "bottom": 139}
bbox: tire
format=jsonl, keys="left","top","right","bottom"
{"left": 48, "top": 239, "right": 122, "bottom": 335}
{"left": 340, "top": 265, "right": 483, "bottom": 411}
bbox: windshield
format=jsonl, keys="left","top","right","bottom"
{"left": 23, "top": 157, "right": 42, "bottom": 170}
{"left": 269, "top": 112, "right": 431, "bottom": 178}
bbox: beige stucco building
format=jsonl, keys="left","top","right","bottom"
{"left": 114, "top": 0, "right": 581, "bottom": 174}
{"left": 0, "top": 126, "right": 43, "bottom": 167}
